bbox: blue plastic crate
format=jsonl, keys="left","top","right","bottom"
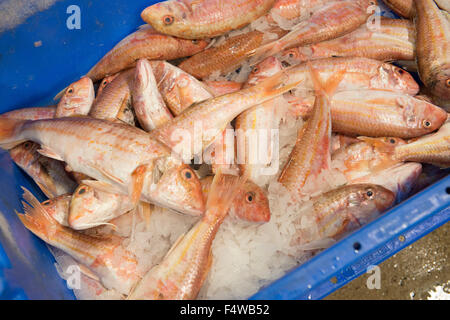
{"left": 0, "top": 0, "right": 448, "bottom": 300}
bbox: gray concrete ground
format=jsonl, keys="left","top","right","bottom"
{"left": 327, "top": 222, "right": 449, "bottom": 300}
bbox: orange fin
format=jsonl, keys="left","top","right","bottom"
{"left": 17, "top": 187, "right": 61, "bottom": 242}
{"left": 89, "top": 163, "right": 125, "bottom": 185}
{"left": 35, "top": 181, "right": 57, "bottom": 199}
{"left": 0, "top": 118, "right": 27, "bottom": 150}
{"left": 37, "top": 147, "right": 64, "bottom": 161}
{"left": 205, "top": 171, "right": 248, "bottom": 220}
{"left": 307, "top": 62, "right": 345, "bottom": 97}
{"left": 129, "top": 162, "right": 154, "bottom": 206}
{"left": 138, "top": 202, "right": 153, "bottom": 229}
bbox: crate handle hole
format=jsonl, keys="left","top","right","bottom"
{"left": 446, "top": 187, "right": 450, "bottom": 195}
{"left": 353, "top": 242, "right": 362, "bottom": 251}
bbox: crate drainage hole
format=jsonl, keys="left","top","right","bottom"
{"left": 398, "top": 235, "right": 405, "bottom": 242}
{"left": 446, "top": 187, "right": 450, "bottom": 194}
{"left": 353, "top": 242, "right": 362, "bottom": 252}
{"left": 330, "top": 276, "right": 338, "bottom": 284}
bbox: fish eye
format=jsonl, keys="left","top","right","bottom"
{"left": 192, "top": 39, "right": 199, "bottom": 45}
{"left": 396, "top": 68, "right": 405, "bottom": 75}
{"left": 246, "top": 192, "right": 255, "bottom": 203}
{"left": 67, "top": 87, "right": 74, "bottom": 94}
{"left": 423, "top": 120, "right": 431, "bottom": 127}
{"left": 446, "top": 79, "right": 450, "bottom": 87}
{"left": 163, "top": 15, "right": 174, "bottom": 25}
{"left": 389, "top": 138, "right": 396, "bottom": 144}
{"left": 42, "top": 200, "right": 51, "bottom": 206}
{"left": 251, "top": 66, "right": 259, "bottom": 74}
{"left": 365, "top": 189, "right": 374, "bottom": 199}
{"left": 77, "top": 187, "right": 87, "bottom": 195}
{"left": 23, "top": 142, "right": 32, "bottom": 149}
{"left": 182, "top": 169, "right": 193, "bottom": 180}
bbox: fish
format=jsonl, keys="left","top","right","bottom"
{"left": 86, "top": 25, "right": 208, "bottom": 82}
{"left": 89, "top": 69, "right": 135, "bottom": 125}
{"left": 267, "top": 0, "right": 328, "bottom": 25}
{"left": 9, "top": 142, "right": 77, "bottom": 198}
{"left": 56, "top": 77, "right": 95, "bottom": 118}
{"left": 382, "top": 0, "right": 415, "bottom": 18}
{"left": 150, "top": 61, "right": 214, "bottom": 116}
{"left": 141, "top": 0, "right": 276, "bottom": 39}
{"left": 17, "top": 188, "right": 142, "bottom": 295}
{"left": 436, "top": 0, "right": 450, "bottom": 13}
{"left": 278, "top": 64, "right": 344, "bottom": 196}
{"left": 128, "top": 172, "right": 247, "bottom": 300}
{"left": 0, "top": 117, "right": 205, "bottom": 216}
{"left": 200, "top": 175, "right": 270, "bottom": 223}
{"left": 236, "top": 56, "right": 283, "bottom": 182}
{"left": 178, "top": 28, "right": 286, "bottom": 80}
{"left": 331, "top": 136, "right": 407, "bottom": 182}
{"left": 394, "top": 121, "right": 450, "bottom": 168}
{"left": 249, "top": 0, "right": 375, "bottom": 64}
{"left": 203, "top": 80, "right": 243, "bottom": 96}
{"left": 292, "top": 90, "right": 447, "bottom": 138}
{"left": 415, "top": 0, "right": 450, "bottom": 100}
{"left": 331, "top": 134, "right": 360, "bottom": 154}
{"left": 352, "top": 162, "right": 422, "bottom": 203}
{"left": 0, "top": 106, "right": 56, "bottom": 121}
{"left": 49, "top": 247, "right": 123, "bottom": 300}
{"left": 68, "top": 184, "right": 135, "bottom": 230}
{"left": 150, "top": 65, "right": 303, "bottom": 160}
{"left": 97, "top": 73, "right": 120, "bottom": 97}
{"left": 38, "top": 194, "right": 72, "bottom": 227}
{"left": 280, "top": 18, "right": 415, "bottom": 64}
{"left": 291, "top": 183, "right": 395, "bottom": 247}
{"left": 272, "top": 57, "right": 419, "bottom": 96}
{"left": 132, "top": 59, "right": 173, "bottom": 131}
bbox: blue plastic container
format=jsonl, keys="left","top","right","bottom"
{"left": 0, "top": 1, "right": 449, "bottom": 300}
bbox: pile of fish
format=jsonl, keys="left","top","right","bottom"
{"left": 1, "top": 0, "right": 449, "bottom": 300}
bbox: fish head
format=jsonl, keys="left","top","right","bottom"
{"left": 371, "top": 64, "right": 419, "bottom": 95}
{"left": 349, "top": 184, "right": 396, "bottom": 224}
{"left": 357, "top": 136, "right": 406, "bottom": 154}
{"left": 398, "top": 97, "right": 448, "bottom": 135}
{"left": 152, "top": 164, "right": 205, "bottom": 216}
{"left": 9, "top": 141, "right": 40, "bottom": 166}
{"left": 430, "top": 65, "right": 450, "bottom": 101}
{"left": 357, "top": 0, "right": 378, "bottom": 11}
{"left": 68, "top": 184, "right": 103, "bottom": 229}
{"left": 98, "top": 73, "right": 119, "bottom": 97}
{"left": 57, "top": 77, "right": 95, "bottom": 117}
{"left": 141, "top": 1, "right": 193, "bottom": 36}
{"left": 246, "top": 57, "right": 283, "bottom": 87}
{"left": 228, "top": 180, "right": 271, "bottom": 223}
{"left": 280, "top": 47, "right": 307, "bottom": 66}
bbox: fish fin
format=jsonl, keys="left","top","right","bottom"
{"left": 82, "top": 180, "right": 123, "bottom": 194}
{"left": 129, "top": 162, "right": 154, "bottom": 206}
{"left": 89, "top": 163, "right": 124, "bottom": 185}
{"left": 35, "top": 181, "right": 56, "bottom": 199}
{"left": 307, "top": 62, "right": 345, "bottom": 97}
{"left": 37, "top": 147, "right": 64, "bottom": 161}
{"left": 138, "top": 202, "right": 153, "bottom": 229}
{"left": 205, "top": 170, "right": 248, "bottom": 219}
{"left": 163, "top": 232, "right": 187, "bottom": 259}
{"left": 17, "top": 187, "right": 61, "bottom": 242}
{"left": 53, "top": 86, "right": 68, "bottom": 101}
{"left": 78, "top": 264, "right": 100, "bottom": 282}
{"left": 247, "top": 41, "right": 281, "bottom": 66}
{"left": 258, "top": 69, "right": 304, "bottom": 99}
{"left": 0, "top": 118, "right": 27, "bottom": 150}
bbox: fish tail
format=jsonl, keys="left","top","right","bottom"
{"left": 247, "top": 41, "right": 281, "bottom": 66}
{"left": 17, "top": 187, "right": 61, "bottom": 242}
{"left": 307, "top": 62, "right": 345, "bottom": 97}
{"left": 205, "top": 171, "right": 248, "bottom": 220}
{"left": 259, "top": 69, "right": 303, "bottom": 98}
{"left": 0, "top": 118, "right": 27, "bottom": 149}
